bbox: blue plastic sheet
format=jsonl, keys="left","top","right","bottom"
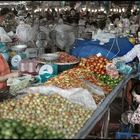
{"left": 70, "top": 37, "right": 134, "bottom": 60}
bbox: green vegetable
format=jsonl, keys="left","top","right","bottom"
{"left": 0, "top": 119, "right": 64, "bottom": 139}
{"left": 95, "top": 74, "right": 122, "bottom": 88}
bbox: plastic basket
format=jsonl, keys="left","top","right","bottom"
{"left": 115, "top": 132, "right": 140, "bottom": 139}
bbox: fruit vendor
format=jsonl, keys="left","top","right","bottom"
{"left": 113, "top": 44, "right": 140, "bottom": 107}
{"left": 0, "top": 54, "right": 19, "bottom": 89}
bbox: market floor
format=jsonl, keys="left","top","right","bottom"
{"left": 86, "top": 97, "right": 123, "bottom": 139}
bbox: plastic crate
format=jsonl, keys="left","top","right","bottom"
{"left": 116, "top": 132, "right": 140, "bottom": 139}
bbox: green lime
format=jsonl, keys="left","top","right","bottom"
{"left": 3, "top": 129, "right": 13, "bottom": 136}
{"left": 4, "top": 122, "right": 11, "bottom": 128}
{"left": 12, "top": 134, "right": 19, "bottom": 139}
{"left": 4, "top": 136, "right": 12, "bottom": 139}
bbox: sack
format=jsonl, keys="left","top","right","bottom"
{"left": 20, "top": 86, "right": 97, "bottom": 110}
{"left": 0, "top": 54, "right": 10, "bottom": 89}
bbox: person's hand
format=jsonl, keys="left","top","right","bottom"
{"left": 112, "top": 57, "right": 119, "bottom": 64}
{"left": 112, "top": 57, "right": 123, "bottom": 64}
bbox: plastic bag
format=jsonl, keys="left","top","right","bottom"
{"left": 106, "top": 63, "right": 119, "bottom": 79}
{"left": 16, "top": 23, "right": 33, "bottom": 43}
{"left": 21, "top": 86, "right": 97, "bottom": 110}
{"left": 7, "top": 75, "right": 32, "bottom": 95}
{"left": 80, "top": 79, "right": 105, "bottom": 96}
{"left": 130, "top": 104, "right": 140, "bottom": 124}
{"left": 0, "top": 27, "right": 12, "bottom": 42}
{"left": 116, "top": 61, "right": 133, "bottom": 75}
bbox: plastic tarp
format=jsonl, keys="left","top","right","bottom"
{"left": 70, "top": 37, "right": 134, "bottom": 60}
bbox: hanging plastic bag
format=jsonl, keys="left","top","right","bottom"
{"left": 0, "top": 27, "right": 12, "bottom": 42}
{"left": 16, "top": 22, "right": 33, "bottom": 43}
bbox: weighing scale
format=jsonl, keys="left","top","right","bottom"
{"left": 25, "top": 48, "right": 38, "bottom": 58}
{"left": 37, "top": 53, "right": 59, "bottom": 77}
{"left": 11, "top": 45, "right": 27, "bottom": 70}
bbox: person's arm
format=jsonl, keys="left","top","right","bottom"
{"left": 121, "top": 46, "right": 137, "bottom": 63}
{"left": 0, "top": 72, "right": 19, "bottom": 82}
{"left": 113, "top": 45, "right": 138, "bottom": 63}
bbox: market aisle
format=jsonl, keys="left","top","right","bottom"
{"left": 86, "top": 96, "right": 123, "bottom": 139}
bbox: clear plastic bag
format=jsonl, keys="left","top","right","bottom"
{"left": 106, "top": 63, "right": 119, "bottom": 79}
{"left": 21, "top": 86, "right": 97, "bottom": 110}
{"left": 7, "top": 75, "right": 32, "bottom": 96}
{"left": 16, "top": 23, "right": 33, "bottom": 43}
{"left": 81, "top": 79, "right": 105, "bottom": 96}
{"left": 0, "top": 27, "right": 12, "bottom": 42}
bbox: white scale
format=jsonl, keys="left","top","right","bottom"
{"left": 11, "top": 45, "right": 27, "bottom": 69}
{"left": 25, "top": 48, "right": 38, "bottom": 58}
{"left": 11, "top": 45, "right": 39, "bottom": 69}
{"left": 37, "top": 53, "right": 59, "bottom": 75}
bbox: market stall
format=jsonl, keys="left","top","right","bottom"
{"left": 0, "top": 51, "right": 138, "bottom": 139}
{"left": 74, "top": 73, "right": 139, "bottom": 139}
{"left": 0, "top": 1, "right": 140, "bottom": 139}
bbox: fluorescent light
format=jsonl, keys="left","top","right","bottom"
{"left": 82, "top": 7, "right": 86, "bottom": 11}
{"left": 114, "top": 9, "right": 116, "bottom": 12}
{"left": 110, "top": 9, "right": 112, "bottom": 11}
{"left": 100, "top": 7, "right": 104, "bottom": 11}
{"left": 55, "top": 8, "right": 57, "bottom": 11}
{"left": 34, "top": 9, "right": 39, "bottom": 13}
{"left": 119, "top": 9, "right": 121, "bottom": 13}
{"left": 95, "top": 9, "right": 97, "bottom": 12}
{"left": 0, "top": 1, "right": 26, "bottom": 5}
{"left": 88, "top": 8, "right": 90, "bottom": 12}
{"left": 122, "top": 8, "right": 125, "bottom": 12}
